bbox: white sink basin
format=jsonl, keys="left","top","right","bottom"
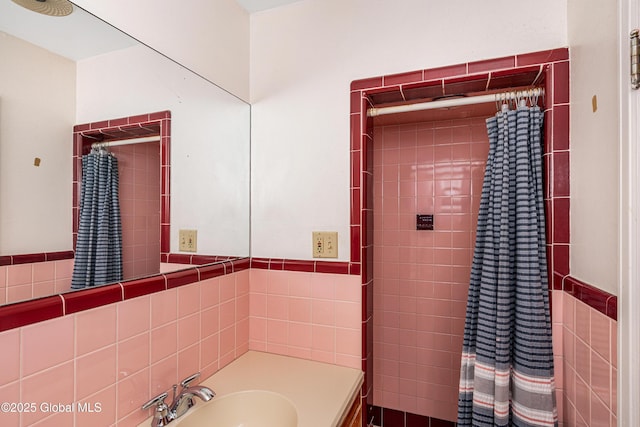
{"left": 173, "top": 390, "right": 298, "bottom": 427}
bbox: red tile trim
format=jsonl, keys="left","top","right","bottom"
{"left": 166, "top": 268, "right": 200, "bottom": 289}
{"left": 45, "top": 251, "right": 75, "bottom": 261}
{"left": 516, "top": 48, "right": 569, "bottom": 66}
{"left": 468, "top": 56, "right": 516, "bottom": 74}
{"left": 563, "top": 275, "right": 617, "bottom": 320}
{"left": 423, "top": 63, "right": 467, "bottom": 81}
{"left": 73, "top": 111, "right": 171, "bottom": 260}
{"left": 346, "top": 48, "right": 623, "bottom": 396}
{"left": 249, "top": 257, "right": 354, "bottom": 275}
{"left": 315, "top": 261, "right": 350, "bottom": 274}
{"left": 0, "top": 250, "right": 74, "bottom": 266}
{"left": 197, "top": 262, "right": 227, "bottom": 280}
{"left": 63, "top": 284, "right": 122, "bottom": 314}
{"left": 383, "top": 70, "right": 424, "bottom": 86}
{"left": 10, "top": 253, "right": 46, "bottom": 264}
{"left": 0, "top": 296, "right": 64, "bottom": 333}
{"left": 122, "top": 275, "right": 167, "bottom": 300}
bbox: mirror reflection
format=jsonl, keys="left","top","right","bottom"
{"left": 0, "top": 1, "right": 250, "bottom": 305}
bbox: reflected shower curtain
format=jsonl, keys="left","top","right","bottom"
{"left": 71, "top": 147, "right": 123, "bottom": 289}
{"left": 457, "top": 105, "right": 557, "bottom": 426}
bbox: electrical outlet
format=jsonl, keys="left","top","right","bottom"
{"left": 179, "top": 229, "right": 197, "bottom": 252}
{"left": 312, "top": 232, "right": 338, "bottom": 258}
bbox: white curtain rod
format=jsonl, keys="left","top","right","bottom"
{"left": 367, "top": 87, "right": 544, "bottom": 117}
{"left": 91, "top": 135, "right": 161, "bottom": 148}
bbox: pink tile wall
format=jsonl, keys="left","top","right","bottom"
{"left": 111, "top": 143, "right": 161, "bottom": 280}
{"left": 249, "top": 269, "right": 362, "bottom": 370}
{"left": 0, "top": 259, "right": 73, "bottom": 305}
{"left": 371, "top": 118, "right": 487, "bottom": 422}
{"left": 552, "top": 290, "right": 617, "bottom": 427}
{"left": 0, "top": 269, "right": 249, "bottom": 427}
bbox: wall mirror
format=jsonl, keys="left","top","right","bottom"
{"left": 0, "top": 1, "right": 250, "bottom": 305}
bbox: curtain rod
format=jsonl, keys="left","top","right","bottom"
{"left": 91, "top": 135, "right": 160, "bottom": 149}
{"left": 367, "top": 87, "right": 544, "bottom": 117}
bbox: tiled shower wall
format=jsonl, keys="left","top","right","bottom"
{"left": 111, "top": 143, "right": 161, "bottom": 280}
{"left": 372, "top": 118, "right": 488, "bottom": 422}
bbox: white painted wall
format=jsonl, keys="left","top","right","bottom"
{"left": 71, "top": 0, "right": 250, "bottom": 102}
{"left": 77, "top": 44, "right": 250, "bottom": 257}
{"left": 567, "top": 0, "right": 619, "bottom": 294}
{"left": 249, "top": 0, "right": 568, "bottom": 261}
{"left": 0, "top": 33, "right": 75, "bottom": 254}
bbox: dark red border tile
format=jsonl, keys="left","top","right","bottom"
{"left": 606, "top": 296, "right": 617, "bottom": 319}
{"left": 350, "top": 91, "right": 362, "bottom": 114}
{"left": 189, "top": 255, "right": 220, "bottom": 265}
{"left": 423, "top": 63, "right": 467, "bottom": 81}
{"left": 233, "top": 258, "right": 250, "bottom": 271}
{"left": 282, "top": 259, "right": 315, "bottom": 272}
{"left": 384, "top": 70, "right": 423, "bottom": 86}
{"left": 351, "top": 76, "right": 383, "bottom": 91}
{"left": 122, "top": 275, "right": 166, "bottom": 300}
{"left": 552, "top": 151, "right": 570, "bottom": 197}
{"left": 553, "top": 61, "right": 570, "bottom": 105}
{"left": 553, "top": 244, "right": 570, "bottom": 276}
{"left": 166, "top": 268, "right": 200, "bottom": 289}
{"left": 12, "top": 253, "right": 46, "bottom": 264}
{"left": 267, "top": 258, "right": 285, "bottom": 270}
{"left": 108, "top": 117, "right": 129, "bottom": 127}
{"left": 0, "top": 296, "right": 64, "bottom": 333}
{"left": 552, "top": 105, "right": 570, "bottom": 151}
{"left": 468, "top": 56, "right": 515, "bottom": 74}
{"left": 45, "top": 251, "right": 75, "bottom": 261}
{"left": 250, "top": 258, "right": 270, "bottom": 270}
{"left": 350, "top": 114, "right": 362, "bottom": 151}
{"left": 516, "top": 48, "right": 569, "bottom": 66}
{"left": 0, "top": 256, "right": 11, "bottom": 266}
{"left": 197, "top": 263, "right": 226, "bottom": 280}
{"left": 552, "top": 198, "right": 570, "bottom": 244}
{"left": 315, "top": 261, "right": 350, "bottom": 274}
{"left": 63, "top": 284, "right": 122, "bottom": 314}
{"left": 167, "top": 253, "right": 193, "bottom": 264}
{"left": 349, "top": 263, "right": 361, "bottom": 276}
{"left": 406, "top": 412, "right": 430, "bottom": 427}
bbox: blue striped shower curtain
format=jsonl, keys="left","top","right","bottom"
{"left": 457, "top": 105, "right": 557, "bottom": 426}
{"left": 71, "top": 147, "right": 123, "bottom": 289}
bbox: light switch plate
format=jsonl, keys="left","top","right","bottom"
{"left": 179, "top": 229, "right": 197, "bottom": 252}
{"left": 312, "top": 231, "right": 338, "bottom": 258}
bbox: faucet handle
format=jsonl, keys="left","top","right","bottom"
{"left": 141, "top": 391, "right": 169, "bottom": 411}
{"left": 179, "top": 372, "right": 201, "bottom": 389}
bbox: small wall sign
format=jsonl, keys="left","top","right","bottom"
{"left": 416, "top": 214, "right": 434, "bottom": 230}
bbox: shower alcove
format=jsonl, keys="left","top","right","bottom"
{"left": 349, "top": 49, "right": 570, "bottom": 426}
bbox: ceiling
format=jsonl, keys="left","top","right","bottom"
{"left": 235, "top": 0, "right": 304, "bottom": 13}
{"left": 0, "top": 1, "right": 138, "bottom": 61}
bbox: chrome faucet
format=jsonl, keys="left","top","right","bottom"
{"left": 142, "top": 372, "right": 215, "bottom": 427}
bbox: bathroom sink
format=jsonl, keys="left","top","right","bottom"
{"left": 173, "top": 389, "right": 298, "bottom": 427}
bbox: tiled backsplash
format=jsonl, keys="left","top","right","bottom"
{"left": 0, "top": 259, "right": 73, "bottom": 305}
{"left": 248, "top": 269, "right": 362, "bottom": 369}
{"left": 0, "top": 269, "right": 249, "bottom": 426}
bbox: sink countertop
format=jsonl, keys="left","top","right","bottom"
{"left": 138, "top": 350, "right": 364, "bottom": 427}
